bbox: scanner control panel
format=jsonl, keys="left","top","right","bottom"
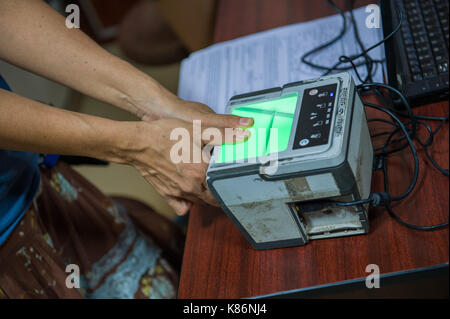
{"left": 293, "top": 83, "right": 338, "bottom": 149}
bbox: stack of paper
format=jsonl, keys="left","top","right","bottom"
{"left": 177, "top": 6, "right": 386, "bottom": 114}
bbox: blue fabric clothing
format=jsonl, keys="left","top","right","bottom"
{"left": 0, "top": 74, "right": 41, "bottom": 245}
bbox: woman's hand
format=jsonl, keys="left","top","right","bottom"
{"left": 112, "top": 119, "right": 250, "bottom": 216}
{"left": 134, "top": 89, "right": 254, "bottom": 130}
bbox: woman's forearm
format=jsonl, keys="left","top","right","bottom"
{"left": 0, "top": 89, "right": 133, "bottom": 163}
{"left": 0, "top": 0, "right": 175, "bottom": 119}
{"left": 0, "top": 88, "right": 226, "bottom": 215}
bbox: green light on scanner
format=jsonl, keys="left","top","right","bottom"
{"left": 216, "top": 92, "right": 299, "bottom": 163}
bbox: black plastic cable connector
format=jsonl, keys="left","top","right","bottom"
{"left": 368, "top": 192, "right": 392, "bottom": 207}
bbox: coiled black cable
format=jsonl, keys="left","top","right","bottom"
{"left": 299, "top": 1, "right": 449, "bottom": 230}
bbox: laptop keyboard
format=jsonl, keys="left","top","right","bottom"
{"left": 400, "top": 0, "right": 449, "bottom": 83}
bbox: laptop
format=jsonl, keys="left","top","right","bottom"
{"left": 381, "top": 0, "right": 449, "bottom": 107}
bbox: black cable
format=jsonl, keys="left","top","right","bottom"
{"left": 299, "top": 1, "right": 448, "bottom": 230}
{"left": 373, "top": 119, "right": 449, "bottom": 176}
{"left": 358, "top": 83, "right": 417, "bottom": 137}
{"left": 360, "top": 102, "right": 447, "bottom": 230}
{"left": 373, "top": 119, "right": 412, "bottom": 155}
{"left": 367, "top": 118, "right": 398, "bottom": 126}
{"left": 372, "top": 130, "right": 397, "bottom": 138}
{"left": 363, "top": 101, "right": 419, "bottom": 202}
{"left": 385, "top": 204, "right": 448, "bottom": 230}
{"left": 300, "top": 0, "right": 350, "bottom": 73}
{"left": 337, "top": 0, "right": 377, "bottom": 84}
{"left": 383, "top": 156, "right": 448, "bottom": 230}
{"left": 329, "top": 98, "right": 448, "bottom": 229}
{"left": 369, "top": 118, "right": 399, "bottom": 139}
{"left": 302, "top": 0, "right": 403, "bottom": 84}
{"left": 421, "top": 119, "right": 449, "bottom": 176}
{"left": 373, "top": 86, "right": 450, "bottom": 121}
{"left": 370, "top": 108, "right": 448, "bottom": 176}
{"left": 338, "top": 9, "right": 403, "bottom": 79}
{"left": 424, "top": 146, "right": 449, "bottom": 177}
{"left": 395, "top": 112, "right": 449, "bottom": 122}
{"left": 294, "top": 95, "right": 419, "bottom": 209}
{"left": 349, "top": 7, "right": 374, "bottom": 83}
{"left": 300, "top": 0, "right": 385, "bottom": 77}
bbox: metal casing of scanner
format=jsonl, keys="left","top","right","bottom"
{"left": 206, "top": 73, "right": 373, "bottom": 249}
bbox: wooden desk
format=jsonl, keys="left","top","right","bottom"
{"left": 178, "top": 0, "right": 449, "bottom": 298}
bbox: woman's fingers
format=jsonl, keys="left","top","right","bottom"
{"left": 202, "top": 112, "right": 254, "bottom": 129}
{"left": 200, "top": 126, "right": 251, "bottom": 146}
{"left": 197, "top": 186, "right": 219, "bottom": 207}
{"left": 131, "top": 119, "right": 243, "bottom": 215}
{"left": 178, "top": 101, "right": 254, "bottom": 129}
{"left": 166, "top": 197, "right": 192, "bottom": 216}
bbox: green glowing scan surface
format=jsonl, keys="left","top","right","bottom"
{"left": 217, "top": 93, "right": 298, "bottom": 163}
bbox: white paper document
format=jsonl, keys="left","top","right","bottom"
{"left": 177, "top": 6, "right": 386, "bottom": 114}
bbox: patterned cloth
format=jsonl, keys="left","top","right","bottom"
{"left": 0, "top": 162, "right": 185, "bottom": 299}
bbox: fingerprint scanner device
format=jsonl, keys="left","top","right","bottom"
{"left": 206, "top": 73, "right": 374, "bottom": 249}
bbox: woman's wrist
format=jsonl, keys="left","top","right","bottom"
{"left": 98, "top": 120, "right": 152, "bottom": 166}
{"left": 106, "top": 58, "right": 179, "bottom": 121}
